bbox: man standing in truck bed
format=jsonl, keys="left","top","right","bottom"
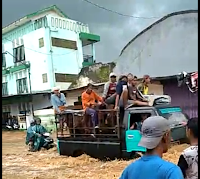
{"left": 51, "top": 86, "right": 67, "bottom": 135}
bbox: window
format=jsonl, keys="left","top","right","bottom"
{"left": 83, "top": 55, "right": 93, "bottom": 63}
{"left": 13, "top": 45, "right": 25, "bottom": 63}
{"left": 2, "top": 105, "right": 11, "bottom": 113}
{"left": 129, "top": 113, "right": 151, "bottom": 130}
{"left": 18, "top": 102, "right": 30, "bottom": 113}
{"left": 2, "top": 45, "right": 6, "bottom": 67}
{"left": 39, "top": 38, "right": 44, "bottom": 48}
{"left": 55, "top": 73, "right": 78, "bottom": 82}
{"left": 2, "top": 82, "right": 8, "bottom": 96}
{"left": 157, "top": 107, "right": 188, "bottom": 127}
{"left": 2, "top": 53, "right": 6, "bottom": 67}
{"left": 51, "top": 37, "right": 77, "bottom": 50}
{"left": 42, "top": 73, "right": 48, "bottom": 83}
{"left": 16, "top": 78, "right": 28, "bottom": 94}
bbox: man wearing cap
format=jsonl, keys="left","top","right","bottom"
{"left": 51, "top": 86, "right": 67, "bottom": 135}
{"left": 138, "top": 75, "right": 151, "bottom": 95}
{"left": 51, "top": 86, "right": 67, "bottom": 113}
{"left": 119, "top": 116, "right": 184, "bottom": 179}
{"left": 102, "top": 72, "right": 117, "bottom": 105}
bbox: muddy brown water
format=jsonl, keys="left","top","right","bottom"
{"left": 2, "top": 131, "right": 189, "bottom": 179}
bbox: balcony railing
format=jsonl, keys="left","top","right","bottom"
{"left": 82, "top": 55, "right": 95, "bottom": 67}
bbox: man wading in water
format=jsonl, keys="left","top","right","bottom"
{"left": 119, "top": 116, "right": 184, "bottom": 179}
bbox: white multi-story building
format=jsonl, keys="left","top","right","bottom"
{"left": 2, "top": 5, "right": 100, "bottom": 119}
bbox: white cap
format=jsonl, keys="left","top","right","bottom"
{"left": 51, "top": 86, "right": 60, "bottom": 92}
{"left": 109, "top": 72, "right": 117, "bottom": 78}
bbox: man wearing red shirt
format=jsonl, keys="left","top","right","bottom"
{"left": 102, "top": 72, "right": 117, "bottom": 105}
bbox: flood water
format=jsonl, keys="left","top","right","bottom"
{"left": 2, "top": 131, "right": 188, "bottom": 179}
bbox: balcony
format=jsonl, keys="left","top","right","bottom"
{"left": 2, "top": 61, "right": 30, "bottom": 75}
{"left": 82, "top": 55, "right": 95, "bottom": 68}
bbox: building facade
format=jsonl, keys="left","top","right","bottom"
{"left": 2, "top": 5, "right": 100, "bottom": 120}
{"left": 114, "top": 10, "right": 198, "bottom": 118}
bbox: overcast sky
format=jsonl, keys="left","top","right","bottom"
{"left": 2, "top": 0, "right": 198, "bottom": 63}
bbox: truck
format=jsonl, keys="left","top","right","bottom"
{"left": 56, "top": 95, "right": 188, "bottom": 159}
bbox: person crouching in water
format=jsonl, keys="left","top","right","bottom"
{"left": 102, "top": 72, "right": 117, "bottom": 107}
{"left": 177, "top": 117, "right": 198, "bottom": 179}
{"left": 119, "top": 116, "right": 184, "bottom": 179}
{"left": 81, "top": 83, "right": 105, "bottom": 136}
{"left": 51, "top": 86, "right": 67, "bottom": 135}
{"left": 26, "top": 117, "right": 47, "bottom": 152}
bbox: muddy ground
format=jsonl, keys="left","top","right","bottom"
{"left": 2, "top": 131, "right": 188, "bottom": 179}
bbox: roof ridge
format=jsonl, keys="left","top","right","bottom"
{"left": 2, "top": 5, "right": 68, "bottom": 30}
{"left": 120, "top": 9, "right": 198, "bottom": 56}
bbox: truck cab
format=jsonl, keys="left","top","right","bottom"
{"left": 122, "top": 105, "right": 188, "bottom": 157}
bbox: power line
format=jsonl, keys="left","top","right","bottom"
{"left": 81, "top": 0, "right": 160, "bottom": 19}
{"left": 3, "top": 37, "right": 77, "bottom": 56}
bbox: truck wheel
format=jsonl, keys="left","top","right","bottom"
{"left": 130, "top": 152, "right": 141, "bottom": 159}
{"left": 73, "top": 150, "right": 84, "bottom": 157}
{"left": 180, "top": 138, "right": 189, "bottom": 144}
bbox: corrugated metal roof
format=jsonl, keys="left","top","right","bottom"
{"left": 62, "top": 82, "right": 105, "bottom": 92}
{"left": 2, "top": 83, "right": 105, "bottom": 98}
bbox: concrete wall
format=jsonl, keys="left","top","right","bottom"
{"left": 23, "top": 28, "right": 52, "bottom": 92}
{"left": 114, "top": 11, "right": 198, "bottom": 78}
{"left": 46, "top": 14, "right": 85, "bottom": 89}
{"left": 48, "top": 19, "right": 84, "bottom": 74}
{"left": 3, "top": 94, "right": 51, "bottom": 116}
{"left": 3, "top": 27, "right": 53, "bottom": 95}
{"left": 148, "top": 84, "right": 163, "bottom": 95}
{"left": 32, "top": 94, "right": 51, "bottom": 110}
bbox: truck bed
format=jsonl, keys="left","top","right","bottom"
{"left": 57, "top": 137, "right": 122, "bottom": 159}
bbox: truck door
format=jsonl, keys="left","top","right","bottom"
{"left": 125, "top": 109, "right": 156, "bottom": 153}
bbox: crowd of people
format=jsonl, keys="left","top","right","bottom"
{"left": 50, "top": 72, "right": 151, "bottom": 133}
{"left": 80, "top": 73, "right": 151, "bottom": 130}
{"left": 119, "top": 116, "right": 198, "bottom": 179}
{"left": 44, "top": 72, "right": 198, "bottom": 179}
